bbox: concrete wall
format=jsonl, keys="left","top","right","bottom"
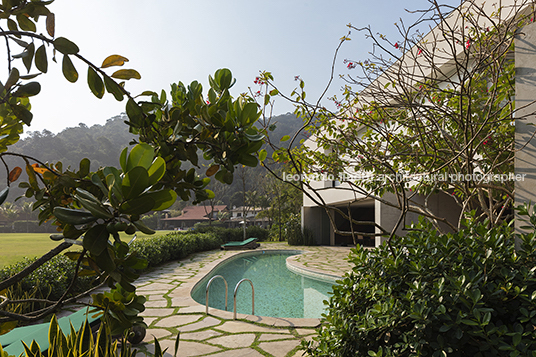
{"left": 375, "top": 191, "right": 461, "bottom": 246}
{"left": 301, "top": 206, "right": 330, "bottom": 245}
{"left": 515, "top": 21, "right": 536, "bottom": 230}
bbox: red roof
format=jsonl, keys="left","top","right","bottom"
{"left": 161, "top": 205, "right": 227, "bottom": 221}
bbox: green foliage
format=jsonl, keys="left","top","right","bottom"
{"left": 0, "top": 0, "right": 264, "bottom": 339}
{"left": 0, "top": 255, "right": 95, "bottom": 303}
{"left": 278, "top": 214, "right": 315, "bottom": 245}
{"left": 0, "top": 314, "right": 176, "bottom": 357}
{"left": 129, "top": 231, "right": 223, "bottom": 267}
{"left": 126, "top": 68, "right": 264, "bottom": 202}
{"left": 91, "top": 284, "right": 146, "bottom": 337}
{"left": 140, "top": 213, "right": 159, "bottom": 230}
{"left": 305, "top": 209, "right": 536, "bottom": 356}
{"left": 192, "top": 225, "right": 269, "bottom": 243}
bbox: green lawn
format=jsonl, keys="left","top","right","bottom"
{"left": 0, "top": 231, "right": 175, "bottom": 268}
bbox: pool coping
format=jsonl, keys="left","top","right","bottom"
{"left": 187, "top": 248, "right": 342, "bottom": 328}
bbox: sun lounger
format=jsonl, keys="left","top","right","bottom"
{"left": 0, "top": 307, "right": 99, "bottom": 356}
{"left": 220, "top": 237, "right": 260, "bottom": 250}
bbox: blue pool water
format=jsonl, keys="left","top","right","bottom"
{"left": 190, "top": 251, "right": 336, "bottom": 318}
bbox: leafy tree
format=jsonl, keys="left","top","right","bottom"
{"left": 256, "top": 167, "right": 302, "bottom": 240}
{"left": 0, "top": 0, "right": 263, "bottom": 337}
{"left": 257, "top": 0, "right": 533, "bottom": 246}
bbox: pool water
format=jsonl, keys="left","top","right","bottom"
{"left": 190, "top": 251, "right": 336, "bottom": 318}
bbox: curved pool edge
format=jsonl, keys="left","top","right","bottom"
{"left": 285, "top": 254, "right": 342, "bottom": 284}
{"left": 186, "top": 248, "right": 339, "bottom": 328}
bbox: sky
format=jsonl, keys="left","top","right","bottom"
{"left": 10, "top": 0, "right": 456, "bottom": 135}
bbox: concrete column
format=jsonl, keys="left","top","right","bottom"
{"left": 515, "top": 21, "right": 536, "bottom": 230}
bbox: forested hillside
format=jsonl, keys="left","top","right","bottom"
{"left": 2, "top": 112, "right": 305, "bottom": 207}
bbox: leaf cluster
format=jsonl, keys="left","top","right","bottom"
{"left": 305, "top": 205, "right": 536, "bottom": 356}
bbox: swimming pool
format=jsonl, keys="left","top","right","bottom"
{"left": 190, "top": 250, "right": 337, "bottom": 318}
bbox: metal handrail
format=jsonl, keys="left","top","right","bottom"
{"left": 205, "top": 275, "right": 228, "bottom": 314}
{"left": 233, "top": 278, "right": 254, "bottom": 319}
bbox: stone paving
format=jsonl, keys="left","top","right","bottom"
{"left": 131, "top": 242, "right": 355, "bottom": 357}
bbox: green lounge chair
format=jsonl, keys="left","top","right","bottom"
{"left": 220, "top": 237, "right": 260, "bottom": 250}
{"left": 0, "top": 307, "right": 99, "bottom": 356}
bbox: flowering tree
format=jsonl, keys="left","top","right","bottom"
{"left": 256, "top": 0, "right": 534, "bottom": 245}
{"left": 0, "top": 1, "right": 263, "bottom": 336}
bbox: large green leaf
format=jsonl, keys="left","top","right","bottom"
{"left": 122, "top": 166, "right": 149, "bottom": 200}
{"left": 91, "top": 173, "right": 109, "bottom": 197}
{"left": 241, "top": 102, "right": 259, "bottom": 125}
{"left": 22, "top": 42, "right": 34, "bottom": 73}
{"left": 147, "top": 157, "right": 166, "bottom": 186}
{"left": 94, "top": 247, "right": 116, "bottom": 273}
{"left": 119, "top": 196, "right": 155, "bottom": 216}
{"left": 54, "top": 37, "right": 80, "bottom": 55}
{"left": 11, "top": 104, "right": 33, "bottom": 125}
{"left": 239, "top": 153, "right": 258, "bottom": 167}
{"left": 126, "top": 143, "right": 154, "bottom": 172}
{"left": 79, "top": 158, "right": 91, "bottom": 177}
{"left": 104, "top": 75, "right": 124, "bottom": 101}
{"left": 5, "top": 68, "right": 20, "bottom": 91}
{"left": 111, "top": 69, "right": 141, "bottom": 80}
{"left": 143, "top": 189, "right": 177, "bottom": 211}
{"left": 13, "top": 82, "right": 41, "bottom": 97}
{"left": 83, "top": 224, "right": 110, "bottom": 256}
{"left": 87, "top": 67, "right": 104, "bottom": 99}
{"left": 16, "top": 14, "right": 36, "bottom": 32}
{"left": 34, "top": 44, "right": 48, "bottom": 73}
{"left": 62, "top": 55, "right": 78, "bottom": 83}
{"left": 125, "top": 98, "right": 144, "bottom": 127}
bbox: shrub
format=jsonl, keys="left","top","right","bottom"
{"left": 0, "top": 255, "right": 96, "bottom": 303}
{"left": 130, "top": 231, "right": 222, "bottom": 267}
{"left": 192, "top": 225, "right": 269, "bottom": 242}
{"left": 304, "top": 214, "right": 536, "bottom": 356}
{"left": 140, "top": 212, "right": 159, "bottom": 230}
{"left": 284, "top": 214, "right": 315, "bottom": 246}
{"left": 0, "top": 315, "right": 175, "bottom": 357}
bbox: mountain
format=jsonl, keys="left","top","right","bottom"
{"left": 1, "top": 112, "right": 304, "bottom": 207}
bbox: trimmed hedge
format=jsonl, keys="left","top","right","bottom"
{"left": 0, "top": 231, "right": 224, "bottom": 315}
{"left": 304, "top": 215, "right": 536, "bottom": 356}
{"left": 0, "top": 255, "right": 96, "bottom": 302}
{"left": 129, "top": 231, "right": 223, "bottom": 267}
{"left": 191, "top": 225, "right": 269, "bottom": 243}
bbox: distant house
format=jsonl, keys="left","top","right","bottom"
{"left": 161, "top": 205, "right": 227, "bottom": 230}
{"left": 226, "top": 206, "right": 269, "bottom": 228}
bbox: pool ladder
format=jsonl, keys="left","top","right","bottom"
{"left": 205, "top": 275, "right": 255, "bottom": 319}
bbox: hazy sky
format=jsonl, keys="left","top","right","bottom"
{"left": 13, "top": 0, "right": 454, "bottom": 134}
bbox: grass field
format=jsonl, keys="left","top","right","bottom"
{"left": 0, "top": 231, "right": 175, "bottom": 268}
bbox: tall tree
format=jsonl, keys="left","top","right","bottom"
{"left": 0, "top": 1, "right": 264, "bottom": 336}
{"left": 258, "top": 0, "right": 532, "bottom": 246}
